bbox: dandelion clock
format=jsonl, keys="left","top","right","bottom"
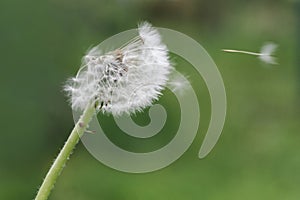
{"left": 35, "top": 22, "right": 176, "bottom": 200}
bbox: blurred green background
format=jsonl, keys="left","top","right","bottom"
{"left": 0, "top": 0, "right": 299, "bottom": 199}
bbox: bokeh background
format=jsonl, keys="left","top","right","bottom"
{"left": 0, "top": 0, "right": 299, "bottom": 199}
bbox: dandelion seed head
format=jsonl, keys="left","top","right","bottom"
{"left": 64, "top": 22, "right": 174, "bottom": 116}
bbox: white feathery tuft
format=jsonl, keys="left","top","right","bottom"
{"left": 64, "top": 22, "right": 175, "bottom": 116}
{"left": 167, "top": 72, "right": 189, "bottom": 95}
{"left": 259, "top": 42, "right": 278, "bottom": 65}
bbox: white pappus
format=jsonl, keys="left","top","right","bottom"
{"left": 222, "top": 42, "right": 278, "bottom": 65}
{"left": 64, "top": 22, "right": 178, "bottom": 116}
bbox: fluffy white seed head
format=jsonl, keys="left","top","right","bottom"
{"left": 64, "top": 22, "right": 174, "bottom": 116}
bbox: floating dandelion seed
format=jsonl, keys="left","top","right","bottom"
{"left": 167, "top": 72, "right": 189, "bottom": 95}
{"left": 222, "top": 42, "right": 278, "bottom": 64}
{"left": 65, "top": 22, "right": 176, "bottom": 116}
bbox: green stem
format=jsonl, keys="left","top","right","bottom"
{"left": 35, "top": 103, "right": 95, "bottom": 200}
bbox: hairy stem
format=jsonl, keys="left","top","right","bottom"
{"left": 35, "top": 103, "right": 95, "bottom": 200}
